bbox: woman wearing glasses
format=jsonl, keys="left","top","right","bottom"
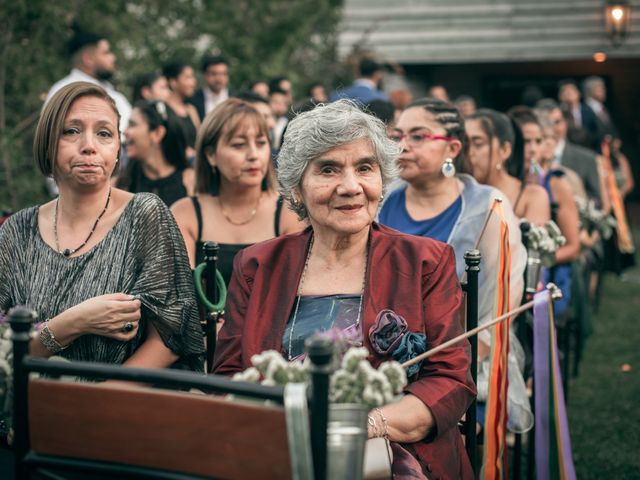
{"left": 118, "top": 100, "right": 194, "bottom": 206}
{"left": 379, "top": 98, "right": 532, "bottom": 433}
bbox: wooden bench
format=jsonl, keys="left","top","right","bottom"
{"left": 9, "top": 309, "right": 333, "bottom": 480}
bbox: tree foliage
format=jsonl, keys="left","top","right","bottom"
{"left": 0, "top": 0, "right": 343, "bottom": 211}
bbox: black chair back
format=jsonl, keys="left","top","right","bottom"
{"left": 9, "top": 307, "right": 332, "bottom": 480}
{"left": 460, "top": 249, "right": 481, "bottom": 476}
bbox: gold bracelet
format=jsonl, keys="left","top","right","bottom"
{"left": 374, "top": 407, "right": 389, "bottom": 439}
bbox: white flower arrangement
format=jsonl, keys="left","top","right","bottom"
{"left": 526, "top": 220, "right": 567, "bottom": 267}
{"left": 575, "top": 197, "right": 617, "bottom": 240}
{"left": 233, "top": 346, "right": 407, "bottom": 410}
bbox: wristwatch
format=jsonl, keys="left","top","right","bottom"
{"left": 39, "top": 322, "right": 68, "bottom": 354}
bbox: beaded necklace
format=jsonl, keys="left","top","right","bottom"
{"left": 54, "top": 187, "right": 111, "bottom": 257}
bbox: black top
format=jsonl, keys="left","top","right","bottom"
{"left": 120, "top": 160, "right": 188, "bottom": 207}
{"left": 191, "top": 195, "right": 284, "bottom": 287}
{"left": 176, "top": 113, "right": 197, "bottom": 148}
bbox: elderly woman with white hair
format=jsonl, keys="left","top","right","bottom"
{"left": 213, "top": 100, "right": 476, "bottom": 479}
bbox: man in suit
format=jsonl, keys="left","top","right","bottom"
{"left": 330, "top": 58, "right": 388, "bottom": 104}
{"left": 538, "top": 100, "right": 603, "bottom": 205}
{"left": 582, "top": 76, "right": 619, "bottom": 144}
{"left": 189, "top": 55, "right": 230, "bottom": 121}
{"left": 557, "top": 79, "right": 600, "bottom": 149}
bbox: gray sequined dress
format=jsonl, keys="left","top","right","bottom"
{"left": 0, "top": 193, "right": 204, "bottom": 371}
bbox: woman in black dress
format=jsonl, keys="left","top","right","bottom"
{"left": 171, "top": 98, "right": 304, "bottom": 286}
{"left": 118, "top": 100, "right": 194, "bottom": 206}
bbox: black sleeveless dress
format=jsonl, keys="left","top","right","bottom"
{"left": 120, "top": 160, "right": 188, "bottom": 207}
{"left": 190, "top": 196, "right": 284, "bottom": 287}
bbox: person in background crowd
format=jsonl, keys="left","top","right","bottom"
{"left": 118, "top": 100, "right": 194, "bottom": 206}
{"left": 536, "top": 110, "right": 588, "bottom": 203}
{"left": 427, "top": 85, "right": 449, "bottom": 102}
{"left": 466, "top": 109, "right": 550, "bottom": 224}
{"left": 214, "top": 100, "right": 476, "bottom": 479}
{"left": 46, "top": 29, "right": 131, "bottom": 135}
{"left": 1, "top": 82, "right": 204, "bottom": 371}
{"left": 510, "top": 106, "right": 580, "bottom": 316}
{"left": 389, "top": 88, "right": 413, "bottom": 124}
{"left": 270, "top": 86, "right": 290, "bottom": 150}
{"left": 454, "top": 95, "right": 477, "bottom": 117}
{"left": 307, "top": 82, "right": 328, "bottom": 103}
{"left": 163, "top": 62, "right": 200, "bottom": 159}
{"left": 557, "top": 79, "right": 600, "bottom": 149}
{"left": 608, "top": 137, "right": 635, "bottom": 199}
{"left": 189, "top": 55, "right": 231, "bottom": 121}
{"left": 269, "top": 76, "right": 293, "bottom": 105}
{"left": 330, "top": 58, "right": 389, "bottom": 104}
{"left": 583, "top": 76, "right": 619, "bottom": 143}
{"left": 249, "top": 80, "right": 270, "bottom": 98}
{"left": 536, "top": 99, "right": 604, "bottom": 207}
{"left": 232, "top": 91, "right": 276, "bottom": 132}
{"left": 365, "top": 99, "right": 396, "bottom": 133}
{"left": 132, "top": 72, "right": 171, "bottom": 104}
{"left": 171, "top": 99, "right": 304, "bottom": 285}
{"left": 379, "top": 98, "right": 531, "bottom": 434}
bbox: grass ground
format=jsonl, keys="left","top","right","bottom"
{"left": 567, "top": 253, "right": 640, "bottom": 478}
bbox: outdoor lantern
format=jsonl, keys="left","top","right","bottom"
{"left": 604, "top": 0, "right": 632, "bottom": 46}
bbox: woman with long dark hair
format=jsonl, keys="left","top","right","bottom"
{"left": 118, "top": 100, "right": 194, "bottom": 206}
{"left": 466, "top": 109, "right": 550, "bottom": 225}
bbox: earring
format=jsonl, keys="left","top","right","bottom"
{"left": 441, "top": 158, "right": 456, "bottom": 178}
{"left": 379, "top": 194, "right": 385, "bottom": 201}
{"left": 496, "top": 162, "right": 502, "bottom": 171}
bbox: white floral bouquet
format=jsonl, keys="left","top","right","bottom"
{"left": 233, "top": 346, "right": 407, "bottom": 411}
{"left": 527, "top": 220, "right": 566, "bottom": 267}
{"left": 575, "top": 197, "right": 617, "bottom": 240}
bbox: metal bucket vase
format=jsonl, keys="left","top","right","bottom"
{"left": 327, "top": 403, "right": 369, "bottom": 480}
{"left": 526, "top": 249, "right": 542, "bottom": 295}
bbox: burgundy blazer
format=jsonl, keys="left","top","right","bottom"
{"left": 213, "top": 223, "right": 476, "bottom": 480}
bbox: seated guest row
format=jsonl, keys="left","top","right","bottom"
{"left": 2, "top": 82, "right": 605, "bottom": 478}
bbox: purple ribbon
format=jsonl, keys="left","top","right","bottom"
{"left": 533, "top": 290, "right": 576, "bottom": 480}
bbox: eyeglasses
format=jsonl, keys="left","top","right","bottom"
{"left": 388, "top": 131, "right": 454, "bottom": 148}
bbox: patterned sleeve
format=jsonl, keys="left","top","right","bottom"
{"left": 0, "top": 216, "right": 17, "bottom": 313}
{"left": 129, "top": 194, "right": 205, "bottom": 370}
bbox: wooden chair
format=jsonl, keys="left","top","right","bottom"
{"left": 9, "top": 308, "right": 333, "bottom": 480}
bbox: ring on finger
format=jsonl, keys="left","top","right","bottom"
{"left": 122, "top": 322, "right": 134, "bottom": 333}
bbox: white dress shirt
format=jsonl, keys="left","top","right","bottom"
{"left": 45, "top": 68, "right": 132, "bottom": 135}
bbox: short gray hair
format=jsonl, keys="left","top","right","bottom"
{"left": 582, "top": 76, "right": 604, "bottom": 98}
{"left": 277, "top": 99, "right": 399, "bottom": 219}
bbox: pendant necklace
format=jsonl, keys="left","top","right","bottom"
{"left": 54, "top": 187, "right": 112, "bottom": 257}
{"left": 287, "top": 235, "right": 368, "bottom": 360}
{"left": 219, "top": 192, "right": 262, "bottom": 226}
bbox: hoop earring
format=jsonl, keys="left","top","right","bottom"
{"left": 441, "top": 158, "right": 456, "bottom": 178}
